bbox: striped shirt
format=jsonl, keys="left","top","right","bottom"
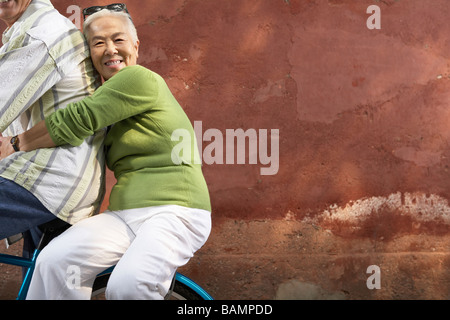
{"left": 0, "top": 0, "right": 106, "bottom": 224}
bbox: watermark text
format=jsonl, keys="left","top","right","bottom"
{"left": 367, "top": 5, "right": 381, "bottom": 30}
{"left": 171, "top": 121, "right": 280, "bottom": 176}
{"left": 366, "top": 265, "right": 381, "bottom": 289}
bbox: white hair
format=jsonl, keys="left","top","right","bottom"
{"left": 83, "top": 9, "right": 139, "bottom": 45}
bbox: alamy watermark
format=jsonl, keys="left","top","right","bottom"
{"left": 367, "top": 5, "right": 381, "bottom": 30}
{"left": 366, "top": 265, "right": 381, "bottom": 290}
{"left": 172, "top": 121, "right": 279, "bottom": 176}
{"left": 66, "top": 265, "right": 81, "bottom": 290}
{"left": 67, "top": 4, "right": 382, "bottom": 31}
{"left": 66, "top": 5, "right": 82, "bottom": 29}
{"left": 65, "top": 264, "right": 382, "bottom": 293}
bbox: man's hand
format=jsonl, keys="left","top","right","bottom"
{"left": 0, "top": 136, "right": 15, "bottom": 160}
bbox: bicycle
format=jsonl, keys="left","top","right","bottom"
{"left": 0, "top": 219, "right": 213, "bottom": 300}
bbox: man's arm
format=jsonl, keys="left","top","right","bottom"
{"left": 0, "top": 39, "right": 61, "bottom": 132}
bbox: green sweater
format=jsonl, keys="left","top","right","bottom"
{"left": 45, "top": 65, "right": 211, "bottom": 212}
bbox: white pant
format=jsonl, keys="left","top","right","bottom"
{"left": 26, "top": 205, "right": 211, "bottom": 300}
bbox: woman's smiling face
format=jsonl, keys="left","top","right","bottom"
{"left": 86, "top": 15, "right": 140, "bottom": 81}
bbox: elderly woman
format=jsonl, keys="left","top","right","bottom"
{"left": 0, "top": 5, "right": 211, "bottom": 300}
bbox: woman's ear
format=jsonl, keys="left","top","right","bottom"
{"left": 135, "top": 40, "right": 140, "bottom": 59}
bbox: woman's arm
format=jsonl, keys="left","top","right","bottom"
{"left": 19, "top": 120, "right": 56, "bottom": 151}
{"left": 46, "top": 65, "right": 157, "bottom": 147}
{"left": 0, "top": 121, "right": 56, "bottom": 159}
{"left": 0, "top": 66, "right": 156, "bottom": 159}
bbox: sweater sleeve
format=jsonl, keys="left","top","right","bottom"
{"left": 45, "top": 65, "right": 159, "bottom": 146}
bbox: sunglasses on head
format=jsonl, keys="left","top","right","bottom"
{"left": 82, "top": 3, "right": 130, "bottom": 20}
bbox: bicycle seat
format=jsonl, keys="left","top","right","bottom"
{"left": 37, "top": 218, "right": 71, "bottom": 250}
{"left": 38, "top": 218, "right": 71, "bottom": 233}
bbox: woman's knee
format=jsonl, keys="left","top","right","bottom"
{"left": 35, "top": 241, "right": 69, "bottom": 271}
{"left": 105, "top": 268, "right": 169, "bottom": 300}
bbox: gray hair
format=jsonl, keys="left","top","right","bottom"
{"left": 83, "top": 10, "right": 139, "bottom": 45}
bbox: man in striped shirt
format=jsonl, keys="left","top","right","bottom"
{"left": 0, "top": 0, "right": 105, "bottom": 250}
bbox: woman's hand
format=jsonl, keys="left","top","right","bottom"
{"left": 0, "top": 136, "right": 16, "bottom": 160}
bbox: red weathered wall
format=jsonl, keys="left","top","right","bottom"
{"left": 1, "top": 0, "right": 450, "bottom": 299}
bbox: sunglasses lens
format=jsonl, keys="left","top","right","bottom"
{"left": 107, "top": 4, "right": 125, "bottom": 11}
{"left": 83, "top": 4, "right": 128, "bottom": 19}
{"left": 83, "top": 6, "right": 102, "bottom": 16}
